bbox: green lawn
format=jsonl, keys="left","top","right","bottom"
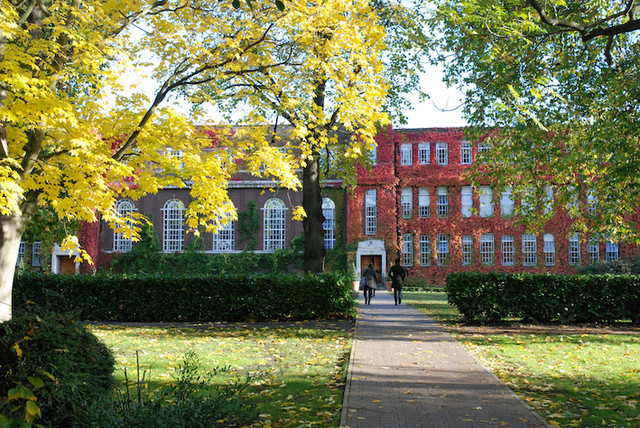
{"left": 403, "top": 291, "right": 640, "bottom": 428}
{"left": 89, "top": 322, "right": 353, "bottom": 428}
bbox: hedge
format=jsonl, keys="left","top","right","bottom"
{"left": 446, "top": 272, "right": 640, "bottom": 324}
{"left": 12, "top": 272, "right": 357, "bottom": 322}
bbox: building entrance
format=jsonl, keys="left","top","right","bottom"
{"left": 356, "top": 239, "right": 386, "bottom": 288}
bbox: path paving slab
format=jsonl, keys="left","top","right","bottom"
{"left": 340, "top": 291, "right": 549, "bottom": 428}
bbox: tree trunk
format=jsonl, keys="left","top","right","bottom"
{"left": 0, "top": 213, "right": 27, "bottom": 321}
{"left": 302, "top": 154, "right": 325, "bottom": 273}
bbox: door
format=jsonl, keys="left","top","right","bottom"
{"left": 58, "top": 256, "right": 76, "bottom": 274}
{"left": 360, "top": 255, "right": 382, "bottom": 285}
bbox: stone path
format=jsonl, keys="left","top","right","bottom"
{"left": 340, "top": 291, "right": 550, "bottom": 427}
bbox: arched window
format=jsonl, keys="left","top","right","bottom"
{"left": 322, "top": 198, "right": 335, "bottom": 250}
{"left": 114, "top": 200, "right": 135, "bottom": 252}
{"left": 263, "top": 198, "right": 286, "bottom": 251}
{"left": 163, "top": 199, "right": 185, "bottom": 252}
{"left": 212, "top": 203, "right": 235, "bottom": 252}
{"left": 544, "top": 233, "right": 555, "bottom": 266}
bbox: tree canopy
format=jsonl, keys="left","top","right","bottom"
{"left": 431, "top": 0, "right": 640, "bottom": 242}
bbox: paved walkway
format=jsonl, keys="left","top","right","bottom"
{"left": 340, "top": 290, "right": 550, "bottom": 428}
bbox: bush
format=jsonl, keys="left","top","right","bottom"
{"left": 446, "top": 272, "right": 640, "bottom": 324}
{"left": 13, "top": 272, "right": 357, "bottom": 322}
{"left": 0, "top": 307, "right": 115, "bottom": 427}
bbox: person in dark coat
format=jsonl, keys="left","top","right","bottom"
{"left": 388, "top": 258, "right": 407, "bottom": 305}
{"left": 362, "top": 263, "right": 378, "bottom": 305}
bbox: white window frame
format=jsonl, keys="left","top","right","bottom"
{"left": 479, "top": 186, "right": 493, "bottom": 217}
{"left": 401, "top": 143, "right": 412, "bottom": 166}
{"left": 401, "top": 187, "right": 413, "bottom": 218}
{"left": 544, "top": 186, "right": 554, "bottom": 216}
{"left": 365, "top": 189, "right": 377, "bottom": 235}
{"left": 522, "top": 234, "right": 537, "bottom": 266}
{"left": 501, "top": 235, "right": 515, "bottom": 266}
{"left": 568, "top": 234, "right": 581, "bottom": 266}
{"left": 501, "top": 186, "right": 514, "bottom": 217}
{"left": 461, "top": 186, "right": 473, "bottom": 218}
{"left": 606, "top": 240, "right": 619, "bottom": 262}
{"left": 544, "top": 233, "right": 555, "bottom": 266}
{"left": 436, "top": 142, "right": 448, "bottom": 165}
{"left": 212, "top": 215, "right": 235, "bottom": 252}
{"left": 16, "top": 241, "right": 26, "bottom": 267}
{"left": 322, "top": 198, "right": 336, "bottom": 250}
{"left": 420, "top": 235, "right": 431, "bottom": 266}
{"left": 588, "top": 234, "right": 600, "bottom": 264}
{"left": 587, "top": 189, "right": 597, "bottom": 215}
{"left": 460, "top": 141, "right": 472, "bottom": 165}
{"left": 437, "top": 186, "right": 449, "bottom": 217}
{"left": 462, "top": 235, "right": 473, "bottom": 266}
{"left": 162, "top": 199, "right": 185, "bottom": 252}
{"left": 480, "top": 233, "right": 495, "bottom": 265}
{"left": 418, "top": 187, "right": 430, "bottom": 218}
{"left": 437, "top": 233, "right": 449, "bottom": 266}
{"left": 402, "top": 233, "right": 413, "bottom": 266}
{"left": 114, "top": 199, "right": 136, "bottom": 252}
{"left": 418, "top": 142, "right": 430, "bottom": 165}
{"left": 263, "top": 198, "right": 287, "bottom": 251}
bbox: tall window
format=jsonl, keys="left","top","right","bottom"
{"left": 501, "top": 235, "right": 515, "bottom": 266}
{"left": 501, "top": 187, "right": 514, "bottom": 217}
{"left": 461, "top": 186, "right": 473, "bottom": 218}
{"left": 479, "top": 186, "right": 493, "bottom": 217}
{"left": 568, "top": 234, "right": 581, "bottom": 266}
{"left": 522, "top": 234, "right": 537, "bottom": 266}
{"left": 402, "top": 233, "right": 413, "bottom": 266}
{"left": 588, "top": 234, "right": 600, "bottom": 264}
{"left": 114, "top": 199, "right": 135, "bottom": 252}
{"left": 437, "top": 233, "right": 449, "bottom": 266}
{"left": 401, "top": 143, "right": 412, "bottom": 165}
{"left": 587, "top": 190, "right": 597, "bottom": 214}
{"left": 521, "top": 187, "right": 535, "bottom": 217}
{"left": 480, "top": 233, "right": 495, "bottom": 265}
{"left": 460, "top": 141, "right": 472, "bottom": 165}
{"left": 365, "top": 189, "right": 377, "bottom": 235}
{"left": 420, "top": 235, "right": 431, "bottom": 266}
{"left": 263, "top": 198, "right": 286, "bottom": 251}
{"left": 606, "top": 240, "right": 619, "bottom": 262}
{"left": 419, "top": 187, "right": 430, "bottom": 218}
{"left": 436, "top": 143, "right": 448, "bottom": 165}
{"left": 163, "top": 199, "right": 185, "bottom": 252}
{"left": 16, "top": 241, "right": 26, "bottom": 267}
{"left": 462, "top": 235, "right": 473, "bottom": 266}
{"left": 544, "top": 186, "right": 554, "bottom": 216}
{"left": 437, "top": 186, "right": 449, "bottom": 217}
{"left": 401, "top": 187, "right": 413, "bottom": 218}
{"left": 32, "top": 241, "right": 42, "bottom": 267}
{"left": 369, "top": 145, "right": 377, "bottom": 165}
{"left": 322, "top": 198, "right": 336, "bottom": 250}
{"left": 212, "top": 210, "right": 235, "bottom": 252}
{"left": 544, "top": 233, "right": 555, "bottom": 266}
{"left": 418, "top": 142, "right": 430, "bottom": 164}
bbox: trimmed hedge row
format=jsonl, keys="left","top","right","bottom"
{"left": 13, "top": 272, "right": 357, "bottom": 322}
{"left": 446, "top": 272, "right": 640, "bottom": 323}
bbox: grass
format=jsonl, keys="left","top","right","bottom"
{"left": 403, "top": 291, "right": 640, "bottom": 428}
{"left": 88, "top": 321, "right": 353, "bottom": 427}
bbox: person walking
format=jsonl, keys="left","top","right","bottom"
{"left": 362, "top": 263, "right": 378, "bottom": 305}
{"left": 388, "top": 258, "right": 407, "bottom": 305}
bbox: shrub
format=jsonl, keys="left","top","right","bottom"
{"left": 0, "top": 307, "right": 115, "bottom": 427}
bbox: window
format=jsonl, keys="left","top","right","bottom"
{"left": 437, "top": 186, "right": 449, "bottom": 217}
{"left": 462, "top": 235, "right": 473, "bottom": 266}
{"left": 460, "top": 141, "right": 472, "bottom": 165}
{"left": 369, "top": 145, "right": 377, "bottom": 165}
{"left": 478, "top": 141, "right": 492, "bottom": 153}
{"left": 402, "top": 234, "right": 413, "bottom": 266}
{"left": 418, "top": 142, "right": 430, "bottom": 164}
{"left": 521, "top": 187, "right": 534, "bottom": 217}
{"left": 606, "top": 240, "right": 619, "bottom": 262}
{"left": 588, "top": 234, "right": 600, "bottom": 264}
{"left": 420, "top": 235, "right": 431, "bottom": 266}
{"left": 166, "top": 147, "right": 185, "bottom": 169}
{"left": 436, "top": 143, "right": 448, "bottom": 165}
{"left": 437, "top": 233, "right": 449, "bottom": 266}
{"left": 32, "top": 241, "right": 42, "bottom": 267}
{"left": 163, "top": 199, "right": 185, "bottom": 252}
{"left": 544, "top": 233, "right": 555, "bottom": 266}
{"left": 212, "top": 211, "right": 235, "bottom": 252}
{"left": 16, "top": 241, "right": 26, "bottom": 267}
{"left": 401, "top": 188, "right": 413, "bottom": 218}
{"left": 418, "top": 187, "right": 430, "bottom": 218}
{"left": 401, "top": 143, "right": 412, "bottom": 165}
{"left": 322, "top": 198, "right": 336, "bottom": 250}
{"left": 114, "top": 199, "right": 135, "bottom": 252}
{"left": 501, "top": 235, "right": 515, "bottom": 266}
{"left": 501, "top": 187, "right": 514, "bottom": 217}
{"left": 544, "top": 186, "right": 554, "bottom": 216}
{"left": 365, "top": 189, "right": 377, "bottom": 235}
{"left": 461, "top": 186, "right": 473, "bottom": 218}
{"left": 480, "top": 233, "right": 495, "bottom": 265}
{"left": 479, "top": 186, "right": 493, "bottom": 217}
{"left": 568, "top": 234, "right": 581, "bottom": 266}
{"left": 263, "top": 198, "right": 286, "bottom": 251}
{"left": 587, "top": 190, "right": 597, "bottom": 214}
{"left": 522, "top": 234, "right": 537, "bottom": 266}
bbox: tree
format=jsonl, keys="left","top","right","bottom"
{"left": 431, "top": 0, "right": 640, "bottom": 241}
{"left": 0, "top": 0, "right": 315, "bottom": 321}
